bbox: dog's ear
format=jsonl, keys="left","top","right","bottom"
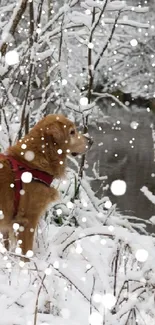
{"left": 45, "top": 121, "right": 65, "bottom": 144}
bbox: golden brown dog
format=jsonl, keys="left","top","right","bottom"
{"left": 0, "top": 114, "right": 92, "bottom": 257}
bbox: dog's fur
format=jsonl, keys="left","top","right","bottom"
{"left": 0, "top": 114, "right": 91, "bottom": 257}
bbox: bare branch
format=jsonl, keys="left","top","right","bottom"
{"left": 92, "top": 92, "right": 130, "bottom": 111}
{"left": 94, "top": 11, "right": 121, "bottom": 71}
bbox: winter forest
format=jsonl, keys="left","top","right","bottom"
{"left": 1, "top": 0, "right": 155, "bottom": 324}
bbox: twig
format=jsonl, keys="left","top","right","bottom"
{"left": 18, "top": 0, "right": 45, "bottom": 139}
{"left": 50, "top": 263, "right": 99, "bottom": 312}
{"left": 33, "top": 273, "right": 46, "bottom": 325}
{"left": 94, "top": 11, "right": 121, "bottom": 71}
{"left": 58, "top": 16, "right": 64, "bottom": 62}
{"left": 113, "top": 243, "right": 120, "bottom": 297}
{"left": 59, "top": 228, "right": 114, "bottom": 254}
{"left": 90, "top": 0, "right": 109, "bottom": 37}
{"left": 33, "top": 261, "right": 48, "bottom": 294}
{"left": 88, "top": 7, "right": 96, "bottom": 105}
{"left": 25, "top": 0, "right": 35, "bottom": 135}
{"left": 76, "top": 0, "right": 109, "bottom": 192}
{"left": 1, "top": 107, "right": 12, "bottom": 146}
{"left": 0, "top": 0, "right": 29, "bottom": 56}
{"left": 124, "top": 308, "right": 133, "bottom": 325}
{"left": 92, "top": 91, "right": 130, "bottom": 111}
{"left": 89, "top": 275, "right": 96, "bottom": 319}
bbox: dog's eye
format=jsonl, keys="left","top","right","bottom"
{"left": 70, "top": 129, "right": 75, "bottom": 135}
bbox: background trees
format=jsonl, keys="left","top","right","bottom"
{"left": 0, "top": 0, "right": 153, "bottom": 148}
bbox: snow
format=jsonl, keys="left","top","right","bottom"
{"left": 141, "top": 186, "right": 155, "bottom": 204}
{"left": 89, "top": 312, "right": 102, "bottom": 325}
{"left": 0, "top": 219, "right": 154, "bottom": 324}
{"left": 101, "top": 293, "right": 116, "bottom": 309}
{"left": 0, "top": 0, "right": 155, "bottom": 323}
{"left": 82, "top": 0, "right": 149, "bottom": 13}
{"left": 103, "top": 18, "right": 149, "bottom": 28}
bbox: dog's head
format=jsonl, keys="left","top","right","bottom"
{"left": 41, "top": 114, "right": 93, "bottom": 157}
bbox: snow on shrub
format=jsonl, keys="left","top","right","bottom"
{"left": 0, "top": 169, "right": 154, "bottom": 325}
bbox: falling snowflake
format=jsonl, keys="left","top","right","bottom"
{"left": 56, "top": 208, "right": 62, "bottom": 215}
{"left": 20, "top": 189, "right": 25, "bottom": 195}
{"left": 19, "top": 261, "right": 25, "bottom": 268}
{"left": 24, "top": 150, "right": 35, "bottom": 161}
{"left": 57, "top": 149, "right": 63, "bottom": 154}
{"left": 88, "top": 42, "right": 94, "bottom": 49}
{"left": 135, "top": 249, "right": 148, "bottom": 262}
{"left": 62, "top": 79, "right": 67, "bottom": 85}
{"left": 66, "top": 201, "right": 74, "bottom": 209}
{"left": 130, "top": 121, "right": 139, "bottom": 129}
{"left": 104, "top": 200, "right": 112, "bottom": 209}
{"left": 130, "top": 39, "right": 138, "bottom": 47}
{"left": 13, "top": 223, "right": 19, "bottom": 231}
{"left": 5, "top": 50, "right": 19, "bottom": 65}
{"left": 80, "top": 97, "right": 88, "bottom": 106}
{"left": 108, "top": 225, "right": 115, "bottom": 232}
{"left": 21, "top": 144, "right": 27, "bottom": 149}
{"left": 26, "top": 250, "right": 34, "bottom": 258}
{"left": 21, "top": 172, "right": 32, "bottom": 183}
{"left": 110, "top": 180, "right": 127, "bottom": 196}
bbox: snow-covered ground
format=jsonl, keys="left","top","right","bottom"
{"left": 0, "top": 170, "right": 155, "bottom": 325}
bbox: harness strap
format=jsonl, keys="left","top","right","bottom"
{"left": 0, "top": 154, "right": 54, "bottom": 218}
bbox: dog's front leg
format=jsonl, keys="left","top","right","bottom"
{"left": 17, "top": 216, "right": 39, "bottom": 261}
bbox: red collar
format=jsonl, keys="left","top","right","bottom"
{"left": 0, "top": 154, "right": 54, "bottom": 217}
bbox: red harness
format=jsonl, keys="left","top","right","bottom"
{"left": 0, "top": 154, "right": 54, "bottom": 218}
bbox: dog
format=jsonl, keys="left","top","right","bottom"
{"left": 0, "top": 114, "right": 93, "bottom": 258}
